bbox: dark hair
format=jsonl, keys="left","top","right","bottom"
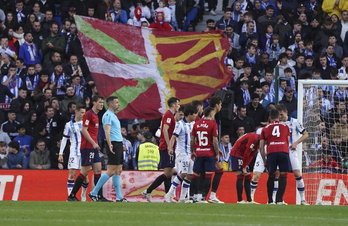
{"left": 209, "top": 96, "right": 222, "bottom": 108}
{"left": 8, "top": 141, "right": 20, "bottom": 151}
{"left": 269, "top": 109, "right": 279, "bottom": 120}
{"left": 67, "top": 101, "right": 77, "bottom": 110}
{"left": 284, "top": 67, "right": 292, "bottom": 73}
{"left": 16, "top": 124, "right": 26, "bottom": 131}
{"left": 206, "top": 19, "right": 215, "bottom": 24}
{"left": 191, "top": 100, "right": 203, "bottom": 110}
{"left": 167, "top": 97, "right": 180, "bottom": 107}
{"left": 251, "top": 93, "right": 260, "bottom": 100}
{"left": 76, "top": 104, "right": 86, "bottom": 111}
{"left": 106, "top": 96, "right": 118, "bottom": 106}
{"left": 203, "top": 106, "right": 214, "bottom": 117}
{"left": 92, "top": 95, "right": 104, "bottom": 103}
{"left": 184, "top": 104, "right": 196, "bottom": 116}
{"left": 276, "top": 104, "right": 287, "bottom": 112}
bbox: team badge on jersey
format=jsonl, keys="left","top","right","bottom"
{"left": 166, "top": 118, "right": 171, "bottom": 123}
{"left": 85, "top": 120, "right": 90, "bottom": 125}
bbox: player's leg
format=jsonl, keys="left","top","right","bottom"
{"left": 200, "top": 157, "right": 217, "bottom": 202}
{"left": 166, "top": 155, "right": 187, "bottom": 200}
{"left": 208, "top": 161, "right": 224, "bottom": 203}
{"left": 231, "top": 156, "right": 244, "bottom": 203}
{"left": 145, "top": 150, "right": 173, "bottom": 195}
{"left": 191, "top": 156, "right": 203, "bottom": 202}
{"left": 251, "top": 152, "right": 265, "bottom": 201}
{"left": 111, "top": 141, "right": 127, "bottom": 202}
{"left": 273, "top": 170, "right": 280, "bottom": 203}
{"left": 92, "top": 155, "right": 105, "bottom": 200}
{"left": 244, "top": 173, "right": 252, "bottom": 202}
{"left": 180, "top": 174, "right": 192, "bottom": 202}
{"left": 89, "top": 164, "right": 115, "bottom": 201}
{"left": 290, "top": 150, "right": 308, "bottom": 204}
{"left": 275, "top": 152, "right": 290, "bottom": 204}
{"left": 68, "top": 149, "right": 92, "bottom": 201}
{"left": 266, "top": 153, "right": 277, "bottom": 204}
{"left": 67, "top": 168, "right": 76, "bottom": 195}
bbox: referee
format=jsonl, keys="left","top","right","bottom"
{"left": 89, "top": 96, "right": 128, "bottom": 202}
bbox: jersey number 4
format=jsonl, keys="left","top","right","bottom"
{"left": 272, "top": 126, "right": 280, "bottom": 137}
{"left": 197, "top": 131, "right": 208, "bottom": 146}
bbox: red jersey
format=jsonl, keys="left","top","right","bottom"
{"left": 191, "top": 119, "right": 218, "bottom": 157}
{"left": 159, "top": 110, "right": 175, "bottom": 150}
{"left": 80, "top": 109, "right": 99, "bottom": 150}
{"left": 309, "top": 158, "right": 342, "bottom": 170}
{"left": 230, "top": 133, "right": 259, "bottom": 168}
{"left": 260, "top": 121, "right": 290, "bottom": 154}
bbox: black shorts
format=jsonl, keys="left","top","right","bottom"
{"left": 159, "top": 149, "right": 175, "bottom": 169}
{"left": 107, "top": 141, "right": 123, "bottom": 165}
{"left": 266, "top": 152, "right": 290, "bottom": 174}
{"left": 193, "top": 156, "right": 217, "bottom": 173}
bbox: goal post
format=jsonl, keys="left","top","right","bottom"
{"left": 297, "top": 80, "right": 348, "bottom": 205}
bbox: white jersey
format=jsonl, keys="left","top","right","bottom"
{"left": 284, "top": 118, "right": 305, "bottom": 146}
{"left": 61, "top": 120, "right": 83, "bottom": 156}
{"left": 173, "top": 119, "right": 194, "bottom": 155}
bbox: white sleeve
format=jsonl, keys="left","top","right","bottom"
{"left": 59, "top": 136, "right": 68, "bottom": 155}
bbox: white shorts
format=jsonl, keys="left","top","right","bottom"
{"left": 177, "top": 153, "right": 194, "bottom": 174}
{"left": 253, "top": 151, "right": 265, "bottom": 173}
{"left": 68, "top": 155, "right": 81, "bottom": 169}
{"left": 289, "top": 150, "right": 300, "bottom": 170}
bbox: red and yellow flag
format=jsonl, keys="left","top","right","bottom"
{"left": 75, "top": 16, "right": 232, "bottom": 119}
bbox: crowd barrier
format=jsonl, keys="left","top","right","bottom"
{"left": 1, "top": 170, "right": 346, "bottom": 204}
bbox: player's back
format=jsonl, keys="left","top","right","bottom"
{"left": 284, "top": 118, "right": 305, "bottom": 145}
{"left": 261, "top": 121, "right": 290, "bottom": 154}
{"left": 192, "top": 119, "right": 218, "bottom": 157}
{"left": 159, "top": 110, "right": 175, "bottom": 150}
{"left": 174, "top": 119, "right": 193, "bottom": 155}
{"left": 80, "top": 109, "right": 99, "bottom": 150}
{"left": 231, "top": 133, "right": 259, "bottom": 157}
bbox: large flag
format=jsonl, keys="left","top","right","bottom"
{"left": 75, "top": 16, "right": 232, "bottom": 119}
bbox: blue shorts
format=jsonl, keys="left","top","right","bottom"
{"left": 266, "top": 152, "right": 290, "bottom": 174}
{"left": 193, "top": 156, "right": 217, "bottom": 173}
{"left": 81, "top": 149, "right": 101, "bottom": 166}
{"left": 230, "top": 156, "right": 246, "bottom": 172}
{"left": 159, "top": 149, "right": 175, "bottom": 169}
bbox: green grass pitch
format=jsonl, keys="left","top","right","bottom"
{"left": 1, "top": 202, "right": 347, "bottom": 226}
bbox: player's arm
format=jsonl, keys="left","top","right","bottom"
{"left": 213, "top": 136, "right": 220, "bottom": 161}
{"left": 163, "top": 124, "right": 170, "bottom": 147}
{"left": 58, "top": 136, "right": 69, "bottom": 163}
{"left": 81, "top": 126, "right": 100, "bottom": 151}
{"left": 190, "top": 135, "right": 196, "bottom": 160}
{"left": 291, "top": 130, "right": 309, "bottom": 150}
{"left": 103, "top": 124, "right": 115, "bottom": 154}
{"left": 168, "top": 135, "right": 177, "bottom": 155}
{"left": 259, "top": 139, "right": 266, "bottom": 166}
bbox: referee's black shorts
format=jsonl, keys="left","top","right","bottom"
{"left": 107, "top": 141, "right": 124, "bottom": 165}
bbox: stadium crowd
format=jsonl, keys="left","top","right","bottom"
{"left": 0, "top": 0, "right": 348, "bottom": 174}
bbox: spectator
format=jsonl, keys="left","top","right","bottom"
{"left": 32, "top": 2, "right": 45, "bottom": 22}
{"left": 215, "top": 8, "right": 236, "bottom": 32}
{"left": 309, "top": 150, "right": 342, "bottom": 173}
{"left": 50, "top": 62, "right": 70, "bottom": 97}
{"left": 246, "top": 93, "right": 267, "bottom": 128}
{"left": 23, "top": 111, "right": 37, "bottom": 137}
{"left": 29, "top": 139, "right": 51, "bottom": 169}
{"left": 1, "top": 111, "right": 20, "bottom": 140}
{"left": 19, "top": 31, "right": 41, "bottom": 65}
{"left": 0, "top": 141, "right": 8, "bottom": 169}
{"left": 106, "top": 0, "right": 128, "bottom": 24}
{"left": 13, "top": 124, "right": 33, "bottom": 166}
{"left": 42, "top": 21, "right": 66, "bottom": 66}
{"left": 231, "top": 106, "right": 255, "bottom": 139}
{"left": 60, "top": 85, "right": 83, "bottom": 112}
{"left": 280, "top": 86, "right": 297, "bottom": 117}
{"left": 16, "top": 100, "right": 33, "bottom": 124}
{"left": 37, "top": 105, "right": 62, "bottom": 140}
{"left": 7, "top": 140, "right": 27, "bottom": 169}
{"left": 149, "top": 11, "right": 172, "bottom": 30}
{"left": 50, "top": 136, "right": 68, "bottom": 169}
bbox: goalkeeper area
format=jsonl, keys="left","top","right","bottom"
{"left": 1, "top": 201, "right": 348, "bottom": 226}
{"left": 298, "top": 80, "right": 348, "bottom": 205}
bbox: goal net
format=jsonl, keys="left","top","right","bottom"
{"left": 298, "top": 80, "right": 348, "bottom": 205}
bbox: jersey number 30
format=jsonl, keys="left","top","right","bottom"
{"left": 272, "top": 126, "right": 280, "bottom": 137}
